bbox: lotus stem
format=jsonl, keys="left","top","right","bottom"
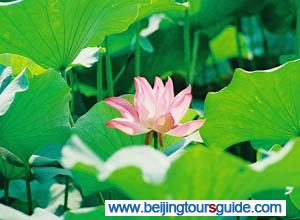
{"left": 64, "top": 176, "right": 70, "bottom": 212}
{"left": 61, "top": 68, "right": 75, "bottom": 126}
{"left": 97, "top": 52, "right": 104, "bottom": 101}
{"left": 235, "top": 16, "right": 243, "bottom": 68}
{"left": 190, "top": 30, "right": 201, "bottom": 84}
{"left": 61, "top": 68, "right": 67, "bottom": 80}
{"left": 153, "top": 131, "right": 159, "bottom": 150}
{"left": 68, "top": 69, "right": 75, "bottom": 114}
{"left": 104, "top": 37, "right": 114, "bottom": 97}
{"left": 26, "top": 169, "right": 33, "bottom": 215}
{"left": 256, "top": 15, "right": 268, "bottom": 58}
{"left": 296, "top": 0, "right": 300, "bottom": 57}
{"left": 4, "top": 178, "right": 9, "bottom": 205}
{"left": 135, "top": 21, "right": 141, "bottom": 76}
{"left": 184, "top": 8, "right": 191, "bottom": 84}
{"left": 248, "top": 17, "right": 257, "bottom": 70}
{"left": 210, "top": 51, "right": 222, "bottom": 82}
{"left": 97, "top": 192, "right": 105, "bottom": 205}
{"left": 256, "top": 15, "right": 271, "bottom": 69}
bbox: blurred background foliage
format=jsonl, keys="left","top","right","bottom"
{"left": 68, "top": 0, "right": 297, "bottom": 117}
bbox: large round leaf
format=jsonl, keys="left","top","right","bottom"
{"left": 201, "top": 59, "right": 300, "bottom": 150}
{"left": 0, "top": 69, "right": 71, "bottom": 162}
{"left": 62, "top": 136, "right": 300, "bottom": 217}
{"left": 73, "top": 101, "right": 145, "bottom": 161}
{"left": 0, "top": 0, "right": 147, "bottom": 69}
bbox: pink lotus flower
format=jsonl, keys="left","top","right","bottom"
{"left": 105, "top": 77, "right": 204, "bottom": 146}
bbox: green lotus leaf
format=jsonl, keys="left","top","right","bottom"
{"left": 193, "top": 0, "right": 263, "bottom": 28}
{"left": 0, "top": 147, "right": 26, "bottom": 179}
{"left": 62, "top": 135, "right": 300, "bottom": 210}
{"left": 0, "top": 66, "right": 28, "bottom": 116}
{"left": 106, "top": 0, "right": 186, "bottom": 56}
{"left": 73, "top": 101, "right": 145, "bottom": 161}
{"left": 201, "top": 59, "right": 300, "bottom": 150}
{"left": 61, "top": 135, "right": 170, "bottom": 196}
{"left": 0, "top": 69, "right": 71, "bottom": 163}
{"left": 169, "top": 0, "right": 264, "bottom": 29}
{"left": 137, "top": 0, "right": 186, "bottom": 21}
{"left": 0, "top": 0, "right": 148, "bottom": 70}
{"left": 71, "top": 47, "right": 99, "bottom": 69}
{"left": 260, "top": 0, "right": 295, "bottom": 34}
{"left": 208, "top": 25, "right": 248, "bottom": 64}
{"left": 0, "top": 53, "right": 45, "bottom": 76}
{"left": 29, "top": 144, "right": 69, "bottom": 183}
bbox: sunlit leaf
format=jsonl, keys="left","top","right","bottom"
{"left": 73, "top": 101, "right": 145, "bottom": 161}
{"left": 201, "top": 59, "right": 300, "bottom": 150}
{"left": 208, "top": 25, "right": 248, "bottom": 63}
{"left": 61, "top": 135, "right": 170, "bottom": 196}
{"left": 0, "top": 54, "right": 45, "bottom": 76}
{"left": 137, "top": 0, "right": 186, "bottom": 21}
{"left": 0, "top": 0, "right": 148, "bottom": 69}
{"left": 71, "top": 47, "right": 99, "bottom": 68}
{"left": 0, "top": 147, "right": 25, "bottom": 179}
{"left": 0, "top": 69, "right": 71, "bottom": 163}
{"left": 62, "top": 135, "right": 300, "bottom": 212}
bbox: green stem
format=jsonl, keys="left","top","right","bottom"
{"left": 61, "top": 68, "right": 75, "bottom": 126}
{"left": 114, "top": 54, "right": 134, "bottom": 85}
{"left": 235, "top": 16, "right": 243, "bottom": 68}
{"left": 4, "top": 178, "right": 9, "bottom": 205}
{"left": 104, "top": 37, "right": 114, "bottom": 97}
{"left": 97, "top": 192, "right": 105, "bottom": 205}
{"left": 135, "top": 21, "right": 141, "bottom": 76}
{"left": 184, "top": 9, "right": 191, "bottom": 84}
{"left": 97, "top": 53, "right": 103, "bottom": 102}
{"left": 256, "top": 15, "right": 269, "bottom": 59}
{"left": 69, "top": 113, "right": 75, "bottom": 127}
{"left": 153, "top": 132, "right": 159, "bottom": 150}
{"left": 210, "top": 51, "right": 222, "bottom": 82}
{"left": 190, "top": 30, "right": 201, "bottom": 84}
{"left": 61, "top": 68, "right": 67, "bottom": 80}
{"left": 64, "top": 176, "right": 70, "bottom": 212}
{"left": 296, "top": 0, "right": 300, "bottom": 57}
{"left": 68, "top": 69, "right": 75, "bottom": 114}
{"left": 248, "top": 17, "right": 257, "bottom": 70}
{"left": 26, "top": 169, "right": 33, "bottom": 215}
